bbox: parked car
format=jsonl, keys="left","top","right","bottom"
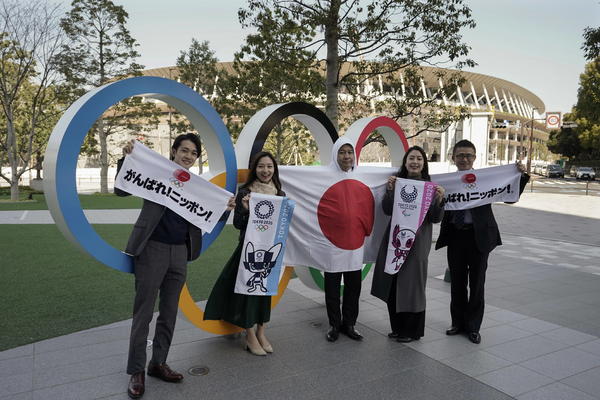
{"left": 569, "top": 165, "right": 578, "bottom": 177}
{"left": 546, "top": 164, "right": 564, "bottom": 178}
{"left": 576, "top": 167, "right": 596, "bottom": 180}
{"left": 539, "top": 165, "right": 547, "bottom": 176}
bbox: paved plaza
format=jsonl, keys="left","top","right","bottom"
{"left": 2, "top": 192, "right": 600, "bottom": 399}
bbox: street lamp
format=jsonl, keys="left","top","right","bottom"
{"left": 526, "top": 107, "right": 537, "bottom": 175}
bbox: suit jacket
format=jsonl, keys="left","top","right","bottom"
{"left": 114, "top": 158, "right": 203, "bottom": 261}
{"left": 435, "top": 173, "right": 529, "bottom": 254}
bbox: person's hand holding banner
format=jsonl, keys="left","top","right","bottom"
{"left": 115, "top": 141, "right": 234, "bottom": 233}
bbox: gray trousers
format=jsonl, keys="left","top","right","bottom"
{"left": 127, "top": 240, "right": 187, "bottom": 375}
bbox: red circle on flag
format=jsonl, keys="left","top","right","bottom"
{"left": 317, "top": 179, "right": 375, "bottom": 250}
{"left": 462, "top": 173, "right": 476, "bottom": 184}
{"left": 174, "top": 169, "right": 191, "bottom": 182}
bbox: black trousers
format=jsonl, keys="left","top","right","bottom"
{"left": 127, "top": 241, "right": 187, "bottom": 375}
{"left": 324, "top": 270, "right": 361, "bottom": 328}
{"left": 447, "top": 227, "right": 489, "bottom": 333}
{"left": 387, "top": 274, "right": 425, "bottom": 339}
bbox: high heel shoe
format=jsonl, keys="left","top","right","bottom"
{"left": 258, "top": 337, "right": 273, "bottom": 354}
{"left": 245, "top": 341, "right": 267, "bottom": 356}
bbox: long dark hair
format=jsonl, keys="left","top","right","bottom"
{"left": 241, "top": 151, "right": 282, "bottom": 193}
{"left": 397, "top": 146, "right": 431, "bottom": 181}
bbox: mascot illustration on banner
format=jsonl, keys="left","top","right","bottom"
{"left": 242, "top": 242, "right": 283, "bottom": 293}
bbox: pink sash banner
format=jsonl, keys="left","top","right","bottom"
{"left": 384, "top": 178, "right": 437, "bottom": 274}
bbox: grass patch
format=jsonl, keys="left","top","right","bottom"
{"left": 0, "top": 192, "right": 143, "bottom": 210}
{"left": 1, "top": 223, "right": 238, "bottom": 351}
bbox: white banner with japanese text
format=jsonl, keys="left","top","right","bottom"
{"left": 434, "top": 164, "right": 521, "bottom": 211}
{"left": 114, "top": 141, "right": 233, "bottom": 233}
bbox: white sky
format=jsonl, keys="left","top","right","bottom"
{"left": 70, "top": 0, "right": 600, "bottom": 116}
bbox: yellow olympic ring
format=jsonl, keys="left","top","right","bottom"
{"left": 178, "top": 168, "right": 294, "bottom": 335}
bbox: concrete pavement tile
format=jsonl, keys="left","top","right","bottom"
{"left": 32, "top": 353, "right": 123, "bottom": 389}
{"left": 478, "top": 324, "right": 534, "bottom": 348}
{"left": 479, "top": 316, "right": 505, "bottom": 330}
{"left": 476, "top": 365, "right": 553, "bottom": 397}
{"left": 32, "top": 339, "right": 129, "bottom": 370}
{"left": 538, "top": 327, "right": 597, "bottom": 346}
{"left": 32, "top": 325, "right": 131, "bottom": 355}
{"left": 403, "top": 336, "right": 479, "bottom": 361}
{"left": 0, "top": 393, "right": 33, "bottom": 400}
{"left": 0, "top": 356, "right": 32, "bottom": 379}
{"left": 575, "top": 339, "right": 600, "bottom": 357}
{"left": 415, "top": 379, "right": 515, "bottom": 400}
{"left": 425, "top": 298, "right": 448, "bottom": 311}
{"left": 485, "top": 335, "right": 569, "bottom": 363}
{"left": 485, "top": 309, "right": 530, "bottom": 323}
{"left": 0, "top": 345, "right": 33, "bottom": 361}
{"left": 517, "top": 382, "right": 597, "bottom": 400}
{"left": 561, "top": 366, "right": 600, "bottom": 397}
{"left": 440, "top": 350, "right": 512, "bottom": 377}
{"left": 520, "top": 347, "right": 600, "bottom": 380}
{"left": 30, "top": 372, "right": 124, "bottom": 399}
{"left": 419, "top": 327, "right": 447, "bottom": 343}
{"left": 508, "top": 318, "right": 562, "bottom": 333}
{"left": 0, "top": 372, "right": 32, "bottom": 398}
{"left": 351, "top": 368, "right": 444, "bottom": 400}
{"left": 413, "top": 357, "right": 473, "bottom": 386}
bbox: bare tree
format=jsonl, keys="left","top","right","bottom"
{"left": 0, "top": 0, "right": 66, "bottom": 201}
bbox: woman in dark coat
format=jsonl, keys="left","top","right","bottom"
{"left": 371, "top": 146, "right": 445, "bottom": 342}
{"left": 204, "top": 151, "right": 285, "bottom": 356}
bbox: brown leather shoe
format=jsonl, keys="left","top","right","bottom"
{"left": 127, "top": 371, "right": 145, "bottom": 399}
{"left": 147, "top": 363, "right": 183, "bottom": 383}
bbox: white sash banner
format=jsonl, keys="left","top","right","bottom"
{"left": 433, "top": 164, "right": 521, "bottom": 211}
{"left": 114, "top": 141, "right": 233, "bottom": 233}
{"left": 235, "top": 193, "right": 296, "bottom": 296}
{"left": 384, "top": 179, "right": 437, "bottom": 274}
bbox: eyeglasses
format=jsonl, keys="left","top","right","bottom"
{"left": 454, "top": 153, "right": 475, "bottom": 160}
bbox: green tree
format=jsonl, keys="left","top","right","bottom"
{"left": 582, "top": 26, "right": 600, "bottom": 61}
{"left": 547, "top": 118, "right": 581, "bottom": 160}
{"left": 0, "top": 0, "right": 66, "bottom": 201}
{"left": 238, "top": 0, "right": 476, "bottom": 132}
{"left": 220, "top": 43, "right": 323, "bottom": 164}
{"left": 550, "top": 26, "right": 600, "bottom": 161}
{"left": 169, "top": 39, "right": 224, "bottom": 173}
{"left": 571, "top": 30, "right": 600, "bottom": 160}
{"left": 58, "top": 0, "right": 158, "bottom": 193}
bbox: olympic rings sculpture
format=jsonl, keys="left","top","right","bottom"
{"left": 44, "top": 76, "right": 408, "bottom": 334}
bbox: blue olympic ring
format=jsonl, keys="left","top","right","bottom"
{"left": 44, "top": 76, "right": 237, "bottom": 273}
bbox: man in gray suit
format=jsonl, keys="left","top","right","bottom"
{"left": 116, "top": 133, "right": 234, "bottom": 399}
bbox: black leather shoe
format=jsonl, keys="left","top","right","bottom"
{"left": 468, "top": 332, "right": 481, "bottom": 344}
{"left": 388, "top": 332, "right": 399, "bottom": 339}
{"left": 326, "top": 326, "right": 339, "bottom": 342}
{"left": 446, "top": 326, "right": 461, "bottom": 336}
{"left": 342, "top": 325, "right": 363, "bottom": 341}
{"left": 396, "top": 336, "right": 413, "bottom": 343}
{"left": 127, "top": 371, "right": 145, "bottom": 399}
{"left": 147, "top": 363, "right": 183, "bottom": 383}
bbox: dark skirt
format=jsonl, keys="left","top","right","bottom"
{"left": 204, "top": 241, "right": 271, "bottom": 328}
{"left": 387, "top": 309, "right": 426, "bottom": 339}
{"left": 387, "top": 273, "right": 425, "bottom": 339}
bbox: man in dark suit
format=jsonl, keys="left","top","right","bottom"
{"left": 435, "top": 139, "right": 529, "bottom": 344}
{"left": 116, "top": 133, "right": 234, "bottom": 399}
